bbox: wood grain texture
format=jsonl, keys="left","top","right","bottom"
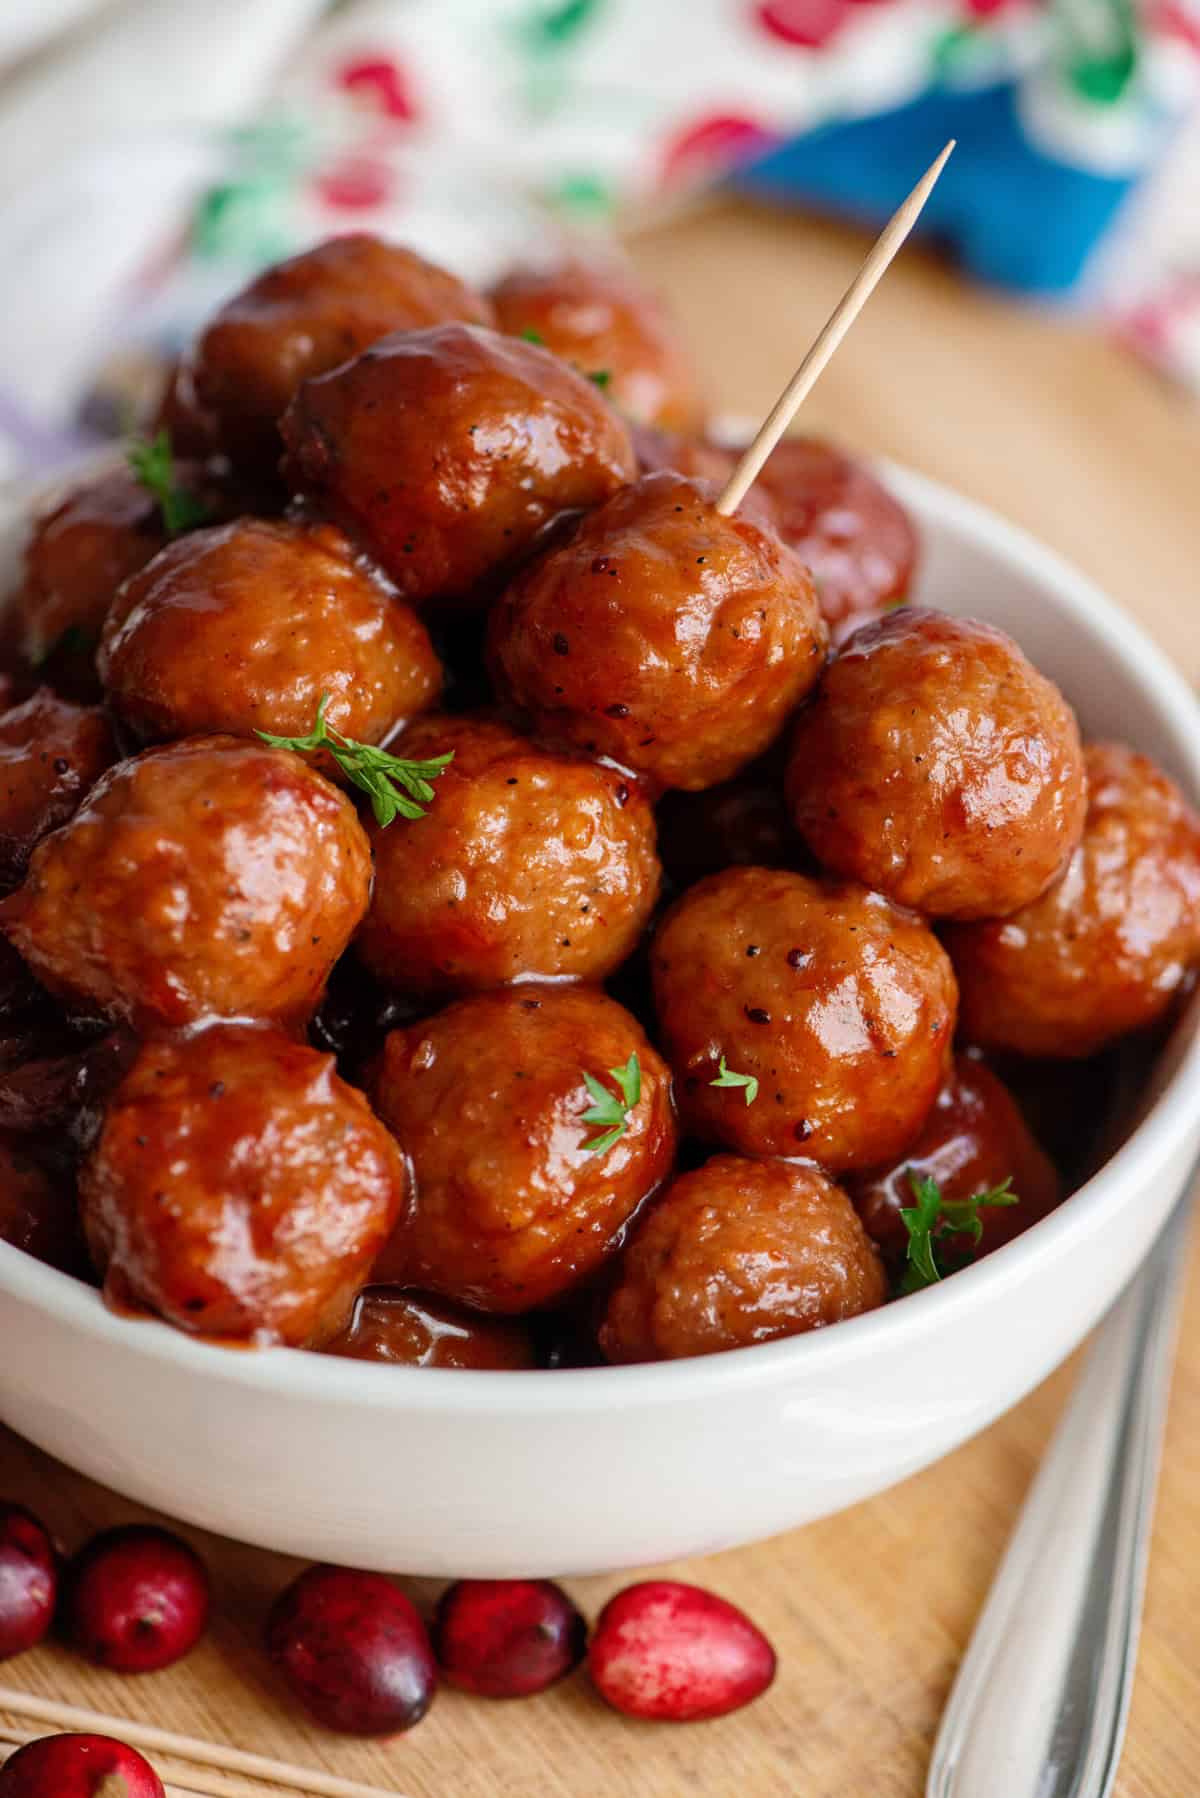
{"left": 2, "top": 199, "right": 1199, "bottom": 1796}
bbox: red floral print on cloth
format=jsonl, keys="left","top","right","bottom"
{"left": 314, "top": 155, "right": 397, "bottom": 212}
{"left": 336, "top": 55, "right": 420, "bottom": 124}
{"left": 754, "top": 0, "right": 853, "bottom": 46}
{"left": 660, "top": 113, "right": 782, "bottom": 187}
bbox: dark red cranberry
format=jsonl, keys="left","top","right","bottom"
{"left": 63, "top": 1525, "right": 210, "bottom": 1674}
{"left": 589, "top": 1580, "right": 776, "bottom": 1721}
{"left": 0, "top": 1733, "right": 164, "bottom": 1796}
{"left": 434, "top": 1579, "right": 586, "bottom": 1698}
{"left": 266, "top": 1565, "right": 437, "bottom": 1736}
{"left": 0, "top": 1502, "right": 58, "bottom": 1661}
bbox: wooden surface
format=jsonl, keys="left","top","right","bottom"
{"left": 4, "top": 200, "right": 1200, "bottom": 1797}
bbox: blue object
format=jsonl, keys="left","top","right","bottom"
{"left": 738, "top": 83, "right": 1141, "bottom": 296}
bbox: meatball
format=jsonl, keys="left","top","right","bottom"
{"left": 355, "top": 714, "right": 661, "bottom": 997}
{"left": 600, "top": 1156, "right": 887, "bottom": 1363}
{"left": 99, "top": 518, "right": 441, "bottom": 753}
{"left": 155, "top": 358, "right": 221, "bottom": 463}
{"left": 370, "top": 985, "right": 677, "bottom": 1313}
{"left": 0, "top": 1135, "right": 87, "bottom": 1276}
{"left": 0, "top": 736, "right": 371, "bottom": 1032}
{"left": 323, "top": 1290, "right": 536, "bottom": 1369}
{"left": 787, "top": 609, "right": 1087, "bottom": 920}
{"left": 944, "top": 742, "right": 1200, "bottom": 1058}
{"left": 651, "top": 867, "right": 957, "bottom": 1171}
{"left": 280, "top": 322, "right": 636, "bottom": 608}
{"left": 80, "top": 1024, "right": 407, "bottom": 1345}
{"left": 489, "top": 471, "right": 826, "bottom": 791}
{"left": 491, "top": 258, "right": 702, "bottom": 431}
{"left": 656, "top": 764, "right": 805, "bottom": 890}
{"left": 15, "top": 464, "right": 165, "bottom": 673}
{"left": 631, "top": 427, "right": 778, "bottom": 534}
{"left": 848, "top": 1055, "right": 1062, "bottom": 1271}
{"left": 188, "top": 233, "right": 493, "bottom": 473}
{"left": 0, "top": 689, "right": 116, "bottom": 893}
{"left": 0, "top": 1029, "right": 135, "bottom": 1148}
{"left": 754, "top": 438, "right": 918, "bottom": 630}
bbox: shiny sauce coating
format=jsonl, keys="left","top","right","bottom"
{"left": 81, "top": 1023, "right": 407, "bottom": 1346}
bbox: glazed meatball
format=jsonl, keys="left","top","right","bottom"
{"left": 656, "top": 763, "right": 805, "bottom": 890}
{"left": 15, "top": 464, "right": 165, "bottom": 673}
{"left": 491, "top": 258, "right": 702, "bottom": 431}
{"left": 355, "top": 714, "right": 661, "bottom": 997}
{"left": 651, "top": 867, "right": 957, "bottom": 1171}
{"left": 787, "top": 609, "right": 1087, "bottom": 919}
{"left": 0, "top": 1135, "right": 87, "bottom": 1276}
{"left": 489, "top": 471, "right": 826, "bottom": 791}
{"left": 155, "top": 358, "right": 221, "bottom": 463}
{"left": 280, "top": 322, "right": 636, "bottom": 607}
{"left": 754, "top": 438, "right": 918, "bottom": 630}
{"left": 188, "top": 233, "right": 493, "bottom": 473}
{"left": 631, "top": 427, "right": 779, "bottom": 534}
{"left": 323, "top": 1290, "right": 536, "bottom": 1369}
{"left": 99, "top": 518, "right": 441, "bottom": 752}
{"left": 849, "top": 1055, "right": 1062, "bottom": 1271}
{"left": 80, "top": 1024, "right": 407, "bottom": 1345}
{"left": 0, "top": 736, "right": 371, "bottom": 1032}
{"left": 945, "top": 742, "right": 1200, "bottom": 1058}
{"left": 0, "top": 689, "right": 116, "bottom": 892}
{"left": 0, "top": 1029, "right": 135, "bottom": 1148}
{"left": 600, "top": 1156, "right": 887, "bottom": 1363}
{"left": 370, "top": 985, "right": 677, "bottom": 1313}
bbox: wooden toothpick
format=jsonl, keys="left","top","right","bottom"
{"left": 716, "top": 140, "right": 955, "bottom": 516}
{"left": 0, "top": 1692, "right": 405, "bottom": 1798}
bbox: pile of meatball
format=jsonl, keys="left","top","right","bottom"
{"left": 1, "top": 232, "right": 1198, "bottom": 1370}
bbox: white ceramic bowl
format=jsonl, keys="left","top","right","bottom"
{"left": 1, "top": 464, "right": 1198, "bottom": 1578}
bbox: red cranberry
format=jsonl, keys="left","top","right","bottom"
{"left": 0, "top": 1733, "right": 164, "bottom": 1797}
{"left": 0, "top": 1503, "right": 58, "bottom": 1661}
{"left": 63, "top": 1525, "right": 210, "bottom": 1674}
{"left": 588, "top": 1580, "right": 776, "bottom": 1722}
{"left": 266, "top": 1565, "right": 437, "bottom": 1736}
{"left": 434, "top": 1579, "right": 586, "bottom": 1698}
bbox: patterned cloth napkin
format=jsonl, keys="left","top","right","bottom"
{"left": 0, "top": 0, "right": 1197, "bottom": 480}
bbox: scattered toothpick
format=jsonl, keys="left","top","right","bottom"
{"left": 716, "top": 140, "right": 955, "bottom": 517}
{"left": 0, "top": 1692, "right": 404, "bottom": 1798}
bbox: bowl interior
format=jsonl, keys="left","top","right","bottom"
{"left": 1, "top": 458, "right": 1198, "bottom": 1403}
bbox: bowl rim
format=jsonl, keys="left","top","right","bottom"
{"left": 4, "top": 459, "right": 1200, "bottom": 1414}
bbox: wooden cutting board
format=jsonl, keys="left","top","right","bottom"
{"left": 2, "top": 200, "right": 1199, "bottom": 1797}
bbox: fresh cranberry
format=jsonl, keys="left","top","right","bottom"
{"left": 434, "top": 1579, "right": 586, "bottom": 1698}
{"left": 0, "top": 1503, "right": 58, "bottom": 1661}
{"left": 0, "top": 1733, "right": 164, "bottom": 1796}
{"left": 588, "top": 1580, "right": 776, "bottom": 1721}
{"left": 63, "top": 1525, "right": 210, "bottom": 1674}
{"left": 266, "top": 1565, "right": 437, "bottom": 1735}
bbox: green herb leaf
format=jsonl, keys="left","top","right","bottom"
{"left": 898, "top": 1172, "right": 1019, "bottom": 1294}
{"left": 580, "top": 1052, "right": 641, "bottom": 1155}
{"left": 127, "top": 429, "right": 211, "bottom": 535}
{"left": 588, "top": 368, "right": 612, "bottom": 388}
{"left": 256, "top": 693, "right": 453, "bottom": 827}
{"left": 519, "top": 327, "right": 545, "bottom": 345}
{"left": 710, "top": 1055, "right": 758, "bottom": 1107}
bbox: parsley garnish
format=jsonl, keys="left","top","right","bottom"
{"left": 256, "top": 694, "right": 453, "bottom": 827}
{"left": 520, "top": 327, "right": 545, "bottom": 345}
{"left": 581, "top": 1052, "right": 641, "bottom": 1155}
{"left": 709, "top": 1055, "right": 758, "bottom": 1107}
{"left": 898, "top": 1171, "right": 1019, "bottom": 1294}
{"left": 127, "top": 430, "right": 211, "bottom": 535}
{"left": 588, "top": 369, "right": 612, "bottom": 388}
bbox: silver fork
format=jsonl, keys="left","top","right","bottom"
{"left": 926, "top": 1172, "right": 1196, "bottom": 1798}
